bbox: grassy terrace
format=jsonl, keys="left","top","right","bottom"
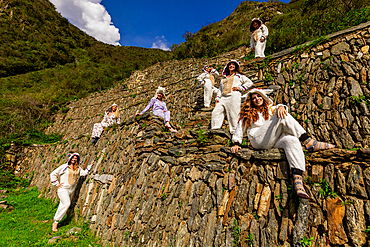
{"left": 0, "top": 187, "right": 101, "bottom": 246}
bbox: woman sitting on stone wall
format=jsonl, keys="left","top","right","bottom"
{"left": 250, "top": 18, "right": 268, "bottom": 58}
{"left": 197, "top": 65, "right": 219, "bottom": 108}
{"left": 211, "top": 60, "right": 253, "bottom": 134}
{"left": 91, "top": 103, "right": 120, "bottom": 145}
{"left": 50, "top": 153, "right": 93, "bottom": 231}
{"left": 231, "top": 88, "right": 337, "bottom": 198}
{"left": 135, "top": 86, "right": 177, "bottom": 132}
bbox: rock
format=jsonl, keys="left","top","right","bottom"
{"left": 322, "top": 96, "right": 332, "bottom": 110}
{"left": 65, "top": 227, "right": 82, "bottom": 235}
{"left": 160, "top": 156, "right": 178, "bottom": 165}
{"left": 48, "top": 236, "right": 62, "bottom": 244}
{"left": 311, "top": 165, "right": 323, "bottom": 183}
{"left": 257, "top": 185, "right": 271, "bottom": 217}
{"left": 277, "top": 161, "right": 289, "bottom": 180}
{"left": 342, "top": 63, "right": 356, "bottom": 76}
{"left": 347, "top": 165, "right": 368, "bottom": 198}
{"left": 331, "top": 42, "right": 350, "bottom": 55}
{"left": 347, "top": 77, "right": 364, "bottom": 97}
{"left": 175, "top": 221, "right": 189, "bottom": 247}
{"left": 279, "top": 208, "right": 289, "bottom": 242}
{"left": 326, "top": 197, "right": 348, "bottom": 245}
{"left": 337, "top": 170, "right": 346, "bottom": 196}
{"left": 277, "top": 74, "right": 285, "bottom": 85}
{"left": 293, "top": 199, "right": 310, "bottom": 247}
{"left": 250, "top": 219, "right": 260, "bottom": 247}
{"left": 260, "top": 210, "right": 278, "bottom": 247}
{"left": 324, "top": 164, "right": 334, "bottom": 191}
{"left": 252, "top": 148, "right": 286, "bottom": 160}
{"left": 345, "top": 197, "right": 366, "bottom": 246}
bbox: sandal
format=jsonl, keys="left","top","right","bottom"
{"left": 293, "top": 175, "right": 310, "bottom": 199}
{"left": 306, "top": 140, "right": 337, "bottom": 153}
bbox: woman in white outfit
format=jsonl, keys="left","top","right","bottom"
{"left": 231, "top": 88, "right": 337, "bottom": 198}
{"left": 50, "top": 153, "right": 93, "bottom": 231}
{"left": 211, "top": 60, "right": 253, "bottom": 134}
{"left": 250, "top": 18, "right": 268, "bottom": 58}
{"left": 91, "top": 103, "right": 120, "bottom": 145}
{"left": 197, "top": 65, "right": 219, "bottom": 108}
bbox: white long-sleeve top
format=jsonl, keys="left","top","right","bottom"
{"left": 197, "top": 69, "right": 219, "bottom": 85}
{"left": 232, "top": 104, "right": 287, "bottom": 144}
{"left": 101, "top": 111, "right": 120, "bottom": 128}
{"left": 50, "top": 163, "right": 92, "bottom": 190}
{"left": 216, "top": 73, "right": 253, "bottom": 100}
{"left": 250, "top": 24, "right": 269, "bottom": 49}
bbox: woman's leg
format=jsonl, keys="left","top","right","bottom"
{"left": 248, "top": 113, "right": 306, "bottom": 150}
{"left": 255, "top": 40, "right": 265, "bottom": 58}
{"left": 204, "top": 81, "right": 213, "bottom": 108}
{"left": 211, "top": 100, "right": 226, "bottom": 130}
{"left": 91, "top": 123, "right": 103, "bottom": 138}
{"left": 225, "top": 94, "right": 241, "bottom": 134}
{"left": 53, "top": 189, "right": 72, "bottom": 231}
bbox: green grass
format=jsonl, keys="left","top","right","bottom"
{"left": 0, "top": 187, "right": 101, "bottom": 246}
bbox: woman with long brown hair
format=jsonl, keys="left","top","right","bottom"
{"left": 231, "top": 88, "right": 337, "bottom": 198}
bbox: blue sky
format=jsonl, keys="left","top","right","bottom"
{"left": 50, "top": 0, "right": 290, "bottom": 49}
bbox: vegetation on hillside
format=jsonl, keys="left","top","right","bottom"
{"left": 0, "top": 187, "right": 101, "bottom": 246}
{"left": 0, "top": 0, "right": 172, "bottom": 162}
{"left": 172, "top": 0, "right": 370, "bottom": 59}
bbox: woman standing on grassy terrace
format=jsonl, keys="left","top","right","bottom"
{"left": 91, "top": 103, "right": 120, "bottom": 145}
{"left": 250, "top": 18, "right": 268, "bottom": 58}
{"left": 50, "top": 153, "right": 93, "bottom": 232}
{"left": 231, "top": 88, "right": 337, "bottom": 198}
{"left": 211, "top": 60, "right": 253, "bottom": 134}
{"left": 136, "top": 86, "right": 177, "bottom": 132}
{"left": 197, "top": 65, "right": 219, "bottom": 108}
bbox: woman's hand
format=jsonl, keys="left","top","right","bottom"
{"left": 232, "top": 87, "right": 239, "bottom": 91}
{"left": 277, "top": 106, "right": 287, "bottom": 119}
{"left": 231, "top": 145, "right": 241, "bottom": 153}
{"left": 57, "top": 183, "right": 64, "bottom": 189}
{"left": 135, "top": 113, "right": 142, "bottom": 117}
{"left": 260, "top": 38, "right": 265, "bottom": 42}
{"left": 215, "top": 100, "right": 220, "bottom": 107}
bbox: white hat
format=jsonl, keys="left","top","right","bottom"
{"left": 222, "top": 60, "right": 241, "bottom": 76}
{"left": 250, "top": 18, "right": 262, "bottom": 32}
{"left": 155, "top": 86, "right": 166, "bottom": 98}
{"left": 242, "top": 88, "right": 274, "bottom": 105}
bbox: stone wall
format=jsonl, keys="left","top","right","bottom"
{"left": 11, "top": 21, "right": 370, "bottom": 246}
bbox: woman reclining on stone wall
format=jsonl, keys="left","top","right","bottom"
{"left": 50, "top": 153, "right": 93, "bottom": 231}
{"left": 197, "top": 65, "right": 219, "bottom": 108}
{"left": 135, "top": 86, "right": 177, "bottom": 132}
{"left": 231, "top": 88, "right": 337, "bottom": 198}
{"left": 91, "top": 103, "right": 120, "bottom": 145}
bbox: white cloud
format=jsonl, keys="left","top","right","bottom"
{"left": 50, "top": 0, "right": 121, "bottom": 46}
{"left": 152, "top": 35, "right": 170, "bottom": 51}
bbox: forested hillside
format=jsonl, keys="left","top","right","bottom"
{"left": 0, "top": 0, "right": 171, "bottom": 160}
{"left": 172, "top": 0, "right": 370, "bottom": 59}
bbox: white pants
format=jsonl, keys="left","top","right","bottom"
{"left": 248, "top": 114, "right": 306, "bottom": 171}
{"left": 252, "top": 39, "right": 266, "bottom": 58}
{"left": 211, "top": 92, "right": 241, "bottom": 134}
{"left": 54, "top": 187, "right": 74, "bottom": 222}
{"left": 203, "top": 81, "right": 217, "bottom": 107}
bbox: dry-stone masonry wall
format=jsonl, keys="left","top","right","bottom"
{"left": 8, "top": 21, "right": 370, "bottom": 246}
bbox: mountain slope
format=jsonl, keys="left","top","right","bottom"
{"left": 172, "top": 0, "right": 370, "bottom": 59}
{"left": 0, "top": 0, "right": 172, "bottom": 159}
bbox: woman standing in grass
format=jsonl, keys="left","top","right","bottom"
{"left": 50, "top": 153, "right": 93, "bottom": 232}
{"left": 250, "top": 18, "right": 268, "bottom": 58}
{"left": 231, "top": 88, "right": 337, "bottom": 198}
{"left": 91, "top": 103, "right": 120, "bottom": 145}
{"left": 211, "top": 60, "right": 253, "bottom": 134}
{"left": 135, "top": 86, "right": 177, "bottom": 132}
{"left": 197, "top": 65, "right": 219, "bottom": 108}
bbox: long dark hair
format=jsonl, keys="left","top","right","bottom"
{"left": 239, "top": 93, "right": 269, "bottom": 128}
